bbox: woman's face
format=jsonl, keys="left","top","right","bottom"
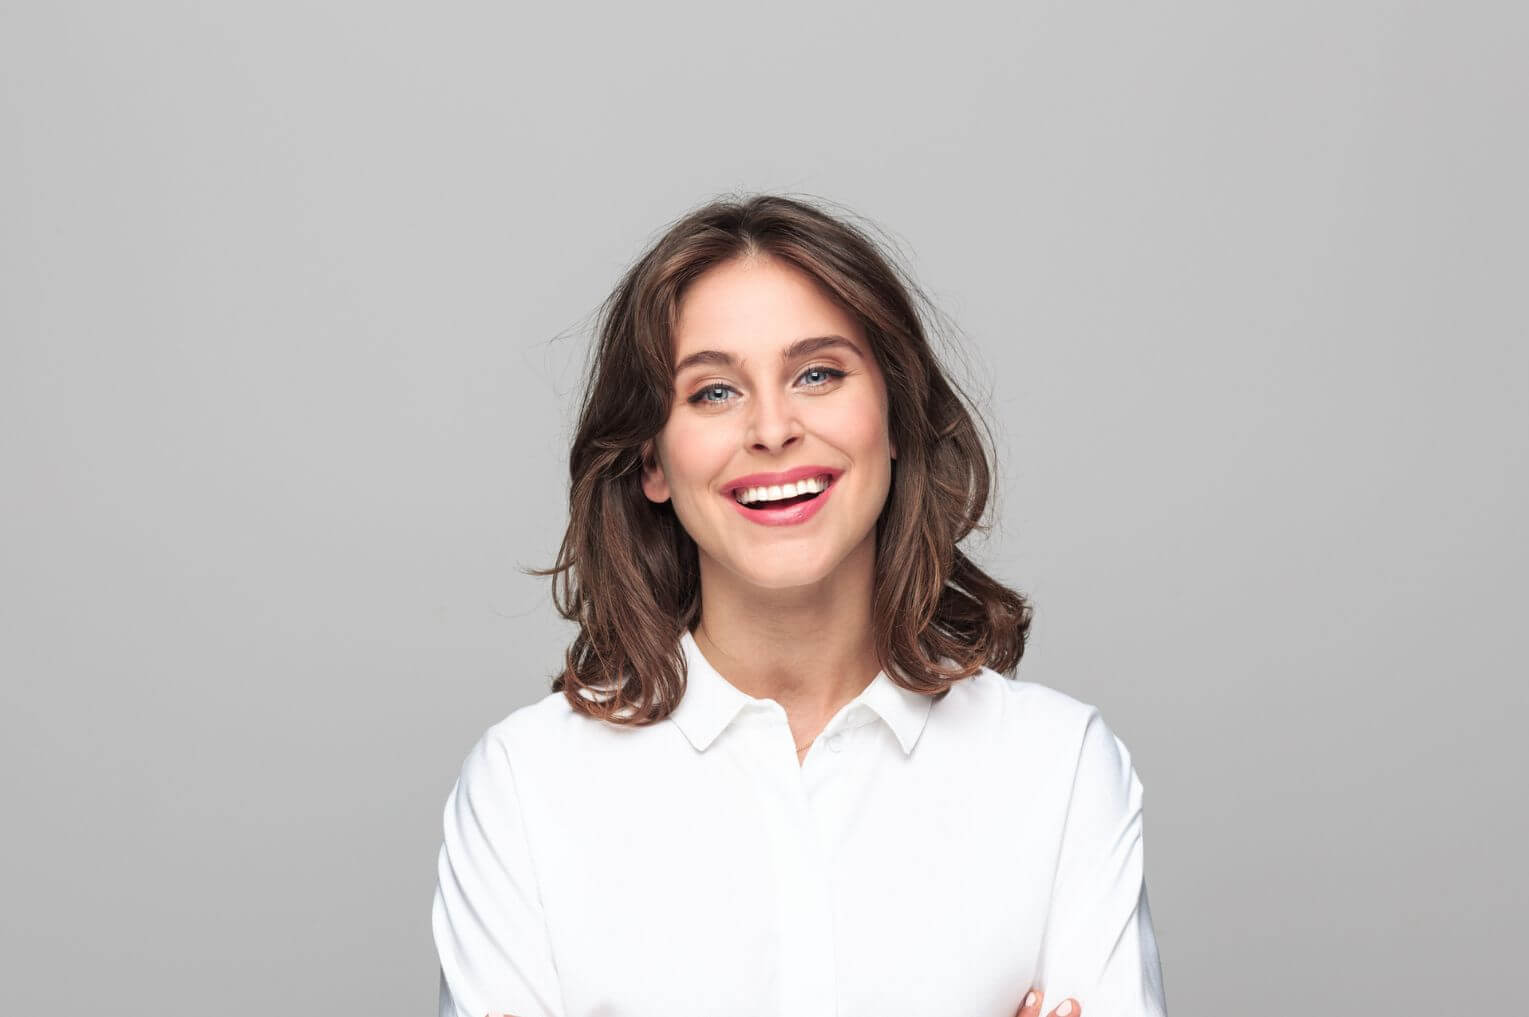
{"left": 641, "top": 253, "right": 897, "bottom": 592}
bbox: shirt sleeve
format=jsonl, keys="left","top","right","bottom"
{"left": 431, "top": 728, "right": 566, "bottom": 1017}
{"left": 1034, "top": 708, "right": 1168, "bottom": 1016}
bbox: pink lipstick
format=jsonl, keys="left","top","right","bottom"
{"left": 723, "top": 467, "right": 841, "bottom": 527}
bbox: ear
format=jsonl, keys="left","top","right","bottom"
{"left": 640, "top": 440, "right": 671, "bottom": 503}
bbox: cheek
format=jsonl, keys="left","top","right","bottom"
{"left": 661, "top": 418, "right": 735, "bottom": 494}
{"left": 819, "top": 398, "right": 892, "bottom": 453}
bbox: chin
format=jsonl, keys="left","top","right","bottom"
{"left": 745, "top": 569, "right": 833, "bottom": 592}
{"left": 728, "top": 546, "right": 848, "bottom": 592}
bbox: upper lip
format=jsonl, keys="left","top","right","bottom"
{"left": 723, "top": 465, "right": 842, "bottom": 494}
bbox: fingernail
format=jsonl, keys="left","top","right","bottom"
{"left": 1057, "top": 1001, "right": 1073, "bottom": 1016}
{"left": 1025, "top": 991, "right": 1037, "bottom": 1008}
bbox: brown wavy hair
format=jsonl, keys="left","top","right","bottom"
{"left": 526, "top": 192, "right": 1032, "bottom": 725}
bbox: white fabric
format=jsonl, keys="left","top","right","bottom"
{"left": 432, "top": 628, "right": 1167, "bottom": 1017}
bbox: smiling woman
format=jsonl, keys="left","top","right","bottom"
{"left": 640, "top": 254, "right": 899, "bottom": 604}
{"left": 430, "top": 194, "right": 1168, "bottom": 1017}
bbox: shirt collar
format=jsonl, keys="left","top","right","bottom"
{"left": 669, "top": 628, "right": 934, "bottom": 756}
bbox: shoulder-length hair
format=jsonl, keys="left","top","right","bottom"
{"left": 527, "top": 193, "right": 1031, "bottom": 725}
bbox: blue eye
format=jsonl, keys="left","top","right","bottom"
{"left": 686, "top": 365, "right": 847, "bottom": 406}
{"left": 800, "top": 366, "right": 846, "bottom": 387}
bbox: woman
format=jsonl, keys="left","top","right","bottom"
{"left": 431, "top": 194, "right": 1168, "bottom": 1017}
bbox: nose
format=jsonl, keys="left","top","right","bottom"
{"left": 744, "top": 388, "right": 804, "bottom": 453}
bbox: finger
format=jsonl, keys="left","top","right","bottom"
{"left": 1014, "top": 988, "right": 1043, "bottom": 1017}
{"left": 1047, "top": 999, "right": 1081, "bottom": 1017}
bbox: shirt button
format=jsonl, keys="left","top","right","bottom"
{"left": 827, "top": 733, "right": 843, "bottom": 752}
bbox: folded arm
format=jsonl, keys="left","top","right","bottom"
{"left": 432, "top": 729, "right": 566, "bottom": 1017}
{"left": 1034, "top": 709, "right": 1168, "bottom": 1016}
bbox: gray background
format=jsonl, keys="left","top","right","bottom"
{"left": 2, "top": 2, "right": 1524, "bottom": 1014}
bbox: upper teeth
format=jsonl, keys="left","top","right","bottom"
{"left": 734, "top": 474, "right": 833, "bottom": 505}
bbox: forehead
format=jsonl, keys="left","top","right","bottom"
{"left": 671, "top": 255, "right": 862, "bottom": 362}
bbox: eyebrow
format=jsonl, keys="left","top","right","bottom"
{"left": 673, "top": 334, "right": 864, "bottom": 375}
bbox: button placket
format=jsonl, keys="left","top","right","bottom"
{"left": 756, "top": 707, "right": 838, "bottom": 1017}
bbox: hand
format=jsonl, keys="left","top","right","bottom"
{"left": 1014, "top": 986, "right": 1082, "bottom": 1017}
{"left": 485, "top": 990, "right": 1085, "bottom": 1017}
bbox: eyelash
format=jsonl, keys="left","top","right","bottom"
{"left": 686, "top": 365, "right": 848, "bottom": 407}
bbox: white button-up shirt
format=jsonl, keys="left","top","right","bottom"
{"left": 432, "top": 629, "right": 1167, "bottom": 1017}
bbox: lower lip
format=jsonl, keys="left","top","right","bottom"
{"left": 725, "top": 477, "right": 837, "bottom": 527}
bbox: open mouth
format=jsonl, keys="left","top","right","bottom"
{"left": 725, "top": 472, "right": 838, "bottom": 526}
{"left": 730, "top": 472, "right": 836, "bottom": 510}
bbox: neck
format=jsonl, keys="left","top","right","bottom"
{"left": 692, "top": 536, "right": 881, "bottom": 740}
